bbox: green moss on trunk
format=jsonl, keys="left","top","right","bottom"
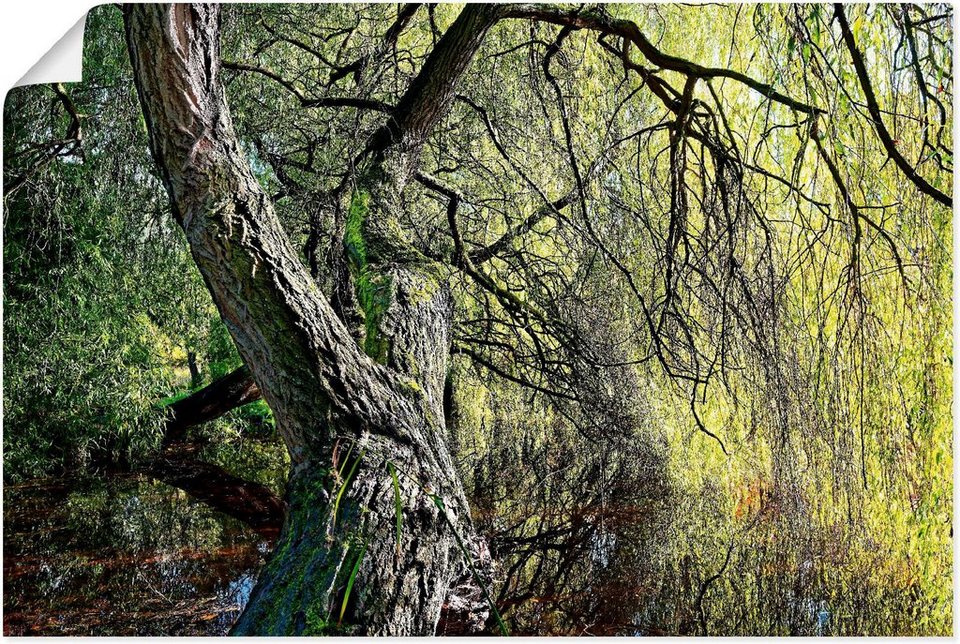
{"left": 344, "top": 190, "right": 392, "bottom": 363}
{"left": 231, "top": 467, "right": 370, "bottom": 636}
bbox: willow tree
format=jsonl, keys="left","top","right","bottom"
{"left": 120, "top": 2, "right": 952, "bottom": 635}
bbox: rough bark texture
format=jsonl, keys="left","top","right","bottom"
{"left": 124, "top": 4, "right": 493, "bottom": 635}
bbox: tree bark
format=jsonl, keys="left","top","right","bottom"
{"left": 187, "top": 350, "right": 202, "bottom": 388}
{"left": 124, "top": 4, "right": 493, "bottom": 635}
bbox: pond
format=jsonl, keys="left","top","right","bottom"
{"left": 3, "top": 456, "right": 949, "bottom": 636}
{"left": 4, "top": 473, "right": 273, "bottom": 636}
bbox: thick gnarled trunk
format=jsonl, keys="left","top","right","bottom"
{"left": 124, "top": 4, "right": 492, "bottom": 635}
{"left": 231, "top": 429, "right": 467, "bottom": 634}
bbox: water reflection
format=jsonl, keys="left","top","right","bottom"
{"left": 4, "top": 474, "right": 272, "bottom": 635}
{"left": 458, "top": 409, "right": 949, "bottom": 636}
{"left": 3, "top": 437, "right": 949, "bottom": 635}
{"left": 483, "top": 480, "right": 948, "bottom": 636}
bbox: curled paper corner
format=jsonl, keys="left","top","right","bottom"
{"left": 14, "top": 13, "right": 87, "bottom": 88}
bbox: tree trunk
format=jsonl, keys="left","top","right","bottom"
{"left": 163, "top": 365, "right": 260, "bottom": 444}
{"left": 124, "top": 4, "right": 495, "bottom": 635}
{"left": 187, "top": 350, "right": 202, "bottom": 388}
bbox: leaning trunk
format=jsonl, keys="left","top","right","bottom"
{"left": 162, "top": 365, "right": 260, "bottom": 444}
{"left": 124, "top": 4, "right": 485, "bottom": 635}
{"left": 235, "top": 169, "right": 470, "bottom": 632}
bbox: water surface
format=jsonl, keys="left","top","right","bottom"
{"left": 4, "top": 474, "right": 271, "bottom": 636}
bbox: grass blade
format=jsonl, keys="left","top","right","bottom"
{"left": 332, "top": 448, "right": 366, "bottom": 529}
{"left": 338, "top": 537, "right": 369, "bottom": 626}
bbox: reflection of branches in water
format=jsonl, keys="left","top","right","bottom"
{"left": 467, "top": 424, "right": 671, "bottom": 634}
{"left": 137, "top": 566, "right": 176, "bottom": 606}
{"left": 695, "top": 539, "right": 734, "bottom": 636}
{"left": 145, "top": 442, "right": 285, "bottom": 540}
{"left": 3, "top": 475, "right": 272, "bottom": 636}
{"left": 477, "top": 425, "right": 926, "bottom": 637}
{"left": 694, "top": 509, "right": 770, "bottom": 635}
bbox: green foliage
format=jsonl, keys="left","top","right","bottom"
{"left": 332, "top": 448, "right": 366, "bottom": 531}
{"left": 205, "top": 318, "right": 243, "bottom": 380}
{"left": 2, "top": 5, "right": 256, "bottom": 480}
{"left": 2, "top": 49, "right": 203, "bottom": 476}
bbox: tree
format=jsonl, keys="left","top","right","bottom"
{"left": 60, "top": 1, "right": 950, "bottom": 635}
{"left": 124, "top": 3, "right": 502, "bottom": 634}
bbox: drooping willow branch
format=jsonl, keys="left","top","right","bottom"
{"left": 833, "top": 4, "right": 951, "bottom": 208}
{"left": 4, "top": 83, "right": 84, "bottom": 199}
{"left": 501, "top": 4, "right": 823, "bottom": 115}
